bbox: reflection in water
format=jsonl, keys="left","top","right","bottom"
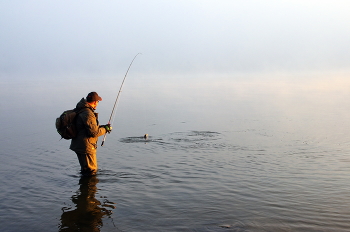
{"left": 58, "top": 176, "right": 115, "bottom": 232}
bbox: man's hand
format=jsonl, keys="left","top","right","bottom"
{"left": 104, "top": 124, "right": 112, "bottom": 133}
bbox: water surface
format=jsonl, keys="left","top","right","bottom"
{"left": 1, "top": 74, "right": 350, "bottom": 231}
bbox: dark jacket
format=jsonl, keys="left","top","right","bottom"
{"left": 70, "top": 98, "right": 107, "bottom": 154}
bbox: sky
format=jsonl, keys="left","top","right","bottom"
{"left": 1, "top": 0, "right": 350, "bottom": 80}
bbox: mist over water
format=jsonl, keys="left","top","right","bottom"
{"left": 1, "top": 73, "right": 350, "bottom": 231}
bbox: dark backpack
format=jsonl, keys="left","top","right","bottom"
{"left": 55, "top": 108, "right": 85, "bottom": 140}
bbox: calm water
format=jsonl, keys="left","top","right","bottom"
{"left": 1, "top": 74, "right": 350, "bottom": 231}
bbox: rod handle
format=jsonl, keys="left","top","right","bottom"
{"left": 101, "top": 134, "right": 107, "bottom": 146}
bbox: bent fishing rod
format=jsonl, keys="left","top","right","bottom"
{"left": 101, "top": 53, "right": 141, "bottom": 146}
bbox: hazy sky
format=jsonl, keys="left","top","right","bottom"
{"left": 1, "top": 0, "right": 350, "bottom": 79}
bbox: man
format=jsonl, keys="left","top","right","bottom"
{"left": 70, "top": 92, "right": 112, "bottom": 176}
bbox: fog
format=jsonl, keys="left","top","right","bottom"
{"left": 1, "top": 0, "right": 350, "bottom": 135}
{"left": 1, "top": 0, "right": 349, "bottom": 79}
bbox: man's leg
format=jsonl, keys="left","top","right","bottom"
{"left": 76, "top": 152, "right": 98, "bottom": 176}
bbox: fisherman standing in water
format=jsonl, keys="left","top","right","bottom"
{"left": 70, "top": 92, "right": 112, "bottom": 176}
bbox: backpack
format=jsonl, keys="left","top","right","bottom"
{"left": 55, "top": 108, "right": 85, "bottom": 140}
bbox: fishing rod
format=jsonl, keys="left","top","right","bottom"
{"left": 101, "top": 53, "right": 141, "bottom": 146}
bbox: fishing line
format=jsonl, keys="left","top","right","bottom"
{"left": 101, "top": 53, "right": 141, "bottom": 146}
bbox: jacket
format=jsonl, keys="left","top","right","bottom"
{"left": 70, "top": 98, "right": 107, "bottom": 154}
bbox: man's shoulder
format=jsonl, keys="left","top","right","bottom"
{"left": 76, "top": 107, "right": 90, "bottom": 113}
{"left": 77, "top": 107, "right": 94, "bottom": 119}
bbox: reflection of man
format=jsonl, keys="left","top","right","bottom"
{"left": 59, "top": 176, "right": 114, "bottom": 231}
{"left": 70, "top": 92, "right": 112, "bottom": 176}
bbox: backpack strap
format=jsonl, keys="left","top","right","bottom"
{"left": 72, "top": 107, "right": 89, "bottom": 124}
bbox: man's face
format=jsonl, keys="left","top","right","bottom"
{"left": 89, "top": 101, "right": 99, "bottom": 110}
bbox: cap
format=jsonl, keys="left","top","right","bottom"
{"left": 86, "top": 92, "right": 102, "bottom": 102}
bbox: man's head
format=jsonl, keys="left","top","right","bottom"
{"left": 86, "top": 92, "right": 102, "bottom": 109}
{"left": 86, "top": 92, "right": 102, "bottom": 102}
